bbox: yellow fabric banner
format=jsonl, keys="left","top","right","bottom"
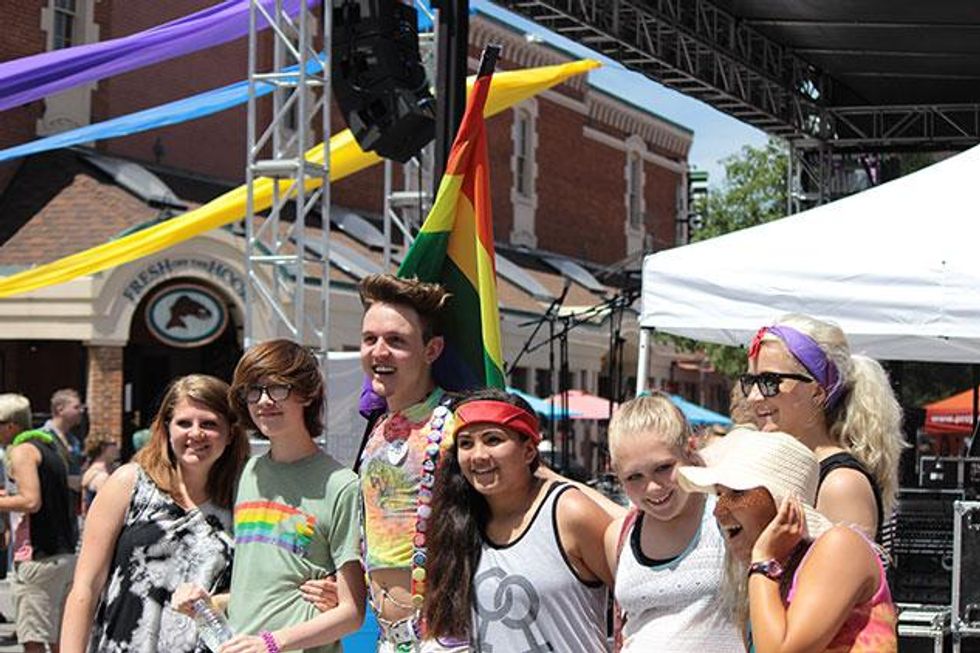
{"left": 0, "top": 59, "right": 599, "bottom": 298}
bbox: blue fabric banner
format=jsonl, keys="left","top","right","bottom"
{"left": 0, "top": 58, "right": 323, "bottom": 164}
{"left": 0, "top": 0, "right": 313, "bottom": 113}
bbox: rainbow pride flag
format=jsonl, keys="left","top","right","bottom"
{"left": 398, "top": 47, "right": 504, "bottom": 390}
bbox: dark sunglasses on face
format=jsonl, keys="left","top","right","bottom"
{"left": 739, "top": 372, "right": 813, "bottom": 398}
{"left": 243, "top": 383, "right": 292, "bottom": 404}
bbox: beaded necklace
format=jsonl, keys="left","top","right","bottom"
{"left": 409, "top": 400, "right": 453, "bottom": 609}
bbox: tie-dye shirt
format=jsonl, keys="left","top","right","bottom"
{"left": 360, "top": 388, "right": 453, "bottom": 571}
{"left": 228, "top": 451, "right": 360, "bottom": 653}
{"left": 786, "top": 529, "right": 898, "bottom": 652}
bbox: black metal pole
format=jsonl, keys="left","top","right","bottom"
{"left": 433, "top": 0, "right": 469, "bottom": 191}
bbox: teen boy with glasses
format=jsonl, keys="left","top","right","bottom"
{"left": 179, "top": 339, "right": 366, "bottom": 653}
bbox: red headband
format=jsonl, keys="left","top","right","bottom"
{"left": 454, "top": 400, "right": 541, "bottom": 444}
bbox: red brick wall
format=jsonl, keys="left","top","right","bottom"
{"left": 86, "top": 345, "right": 124, "bottom": 438}
{"left": 0, "top": 0, "right": 47, "bottom": 195}
{"left": 486, "top": 108, "right": 515, "bottom": 241}
{"left": 92, "top": 1, "right": 252, "bottom": 182}
{"left": 646, "top": 163, "right": 682, "bottom": 251}
{"left": 536, "top": 101, "right": 628, "bottom": 263}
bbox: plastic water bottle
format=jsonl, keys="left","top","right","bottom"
{"left": 192, "top": 598, "right": 234, "bottom": 651}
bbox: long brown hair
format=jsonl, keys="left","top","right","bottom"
{"left": 134, "top": 374, "right": 248, "bottom": 509}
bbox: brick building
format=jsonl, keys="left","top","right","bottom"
{"left": 0, "top": 1, "right": 726, "bottom": 470}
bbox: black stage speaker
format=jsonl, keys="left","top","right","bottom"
{"left": 332, "top": 0, "right": 435, "bottom": 162}
{"left": 887, "top": 488, "right": 964, "bottom": 604}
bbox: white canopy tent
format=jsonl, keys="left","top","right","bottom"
{"left": 637, "top": 143, "right": 980, "bottom": 391}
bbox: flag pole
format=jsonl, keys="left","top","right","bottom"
{"left": 476, "top": 44, "right": 501, "bottom": 79}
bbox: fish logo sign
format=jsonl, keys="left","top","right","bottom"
{"left": 146, "top": 283, "right": 229, "bottom": 348}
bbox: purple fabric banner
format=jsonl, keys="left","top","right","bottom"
{"left": 0, "top": 0, "right": 314, "bottom": 113}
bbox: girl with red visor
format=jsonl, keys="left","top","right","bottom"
{"left": 424, "top": 389, "right": 613, "bottom": 651}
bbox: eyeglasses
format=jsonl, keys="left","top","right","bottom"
{"left": 243, "top": 383, "right": 292, "bottom": 404}
{"left": 739, "top": 372, "right": 813, "bottom": 398}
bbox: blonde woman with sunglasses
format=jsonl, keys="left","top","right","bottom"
{"left": 740, "top": 314, "right": 904, "bottom": 539}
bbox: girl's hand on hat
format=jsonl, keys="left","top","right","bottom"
{"left": 752, "top": 496, "right": 806, "bottom": 564}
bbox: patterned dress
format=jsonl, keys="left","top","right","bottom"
{"left": 88, "top": 467, "right": 233, "bottom": 653}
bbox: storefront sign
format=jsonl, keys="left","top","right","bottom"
{"left": 145, "top": 283, "right": 229, "bottom": 348}
{"left": 123, "top": 256, "right": 246, "bottom": 303}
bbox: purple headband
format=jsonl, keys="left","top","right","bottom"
{"left": 749, "top": 325, "right": 845, "bottom": 409}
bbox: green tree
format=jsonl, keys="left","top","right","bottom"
{"left": 693, "top": 138, "right": 788, "bottom": 242}
{"left": 670, "top": 138, "right": 789, "bottom": 378}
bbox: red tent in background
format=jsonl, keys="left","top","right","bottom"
{"left": 546, "top": 390, "right": 618, "bottom": 420}
{"left": 923, "top": 386, "right": 980, "bottom": 435}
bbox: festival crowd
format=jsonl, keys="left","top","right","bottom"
{"left": 0, "top": 273, "right": 905, "bottom": 652}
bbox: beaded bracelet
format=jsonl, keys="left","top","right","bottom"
{"left": 260, "top": 630, "right": 281, "bottom": 653}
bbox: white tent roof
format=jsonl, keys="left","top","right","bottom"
{"left": 641, "top": 143, "right": 980, "bottom": 363}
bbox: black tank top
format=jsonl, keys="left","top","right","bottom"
{"left": 818, "top": 452, "right": 884, "bottom": 541}
{"left": 26, "top": 439, "right": 78, "bottom": 557}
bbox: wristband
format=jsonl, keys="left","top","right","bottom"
{"left": 748, "top": 558, "right": 784, "bottom": 581}
{"left": 260, "top": 630, "right": 281, "bottom": 653}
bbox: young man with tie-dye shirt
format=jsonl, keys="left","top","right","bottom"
{"left": 222, "top": 339, "right": 365, "bottom": 653}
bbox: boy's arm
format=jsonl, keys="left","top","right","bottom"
{"left": 266, "top": 560, "right": 366, "bottom": 650}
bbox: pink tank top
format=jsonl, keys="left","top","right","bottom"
{"left": 786, "top": 528, "right": 897, "bottom": 652}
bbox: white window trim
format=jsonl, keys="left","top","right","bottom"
{"left": 38, "top": 0, "right": 99, "bottom": 135}
{"left": 510, "top": 99, "right": 539, "bottom": 247}
{"left": 624, "top": 135, "right": 647, "bottom": 253}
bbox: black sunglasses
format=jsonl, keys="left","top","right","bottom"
{"left": 243, "top": 383, "right": 292, "bottom": 404}
{"left": 739, "top": 372, "right": 813, "bottom": 398}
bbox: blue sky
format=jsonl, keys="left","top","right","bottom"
{"left": 473, "top": 0, "right": 769, "bottom": 185}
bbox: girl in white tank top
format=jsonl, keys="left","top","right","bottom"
{"left": 424, "top": 390, "right": 614, "bottom": 652}
{"left": 605, "top": 393, "right": 743, "bottom": 652}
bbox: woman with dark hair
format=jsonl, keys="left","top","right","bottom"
{"left": 61, "top": 374, "right": 250, "bottom": 653}
{"left": 425, "top": 389, "right": 613, "bottom": 651}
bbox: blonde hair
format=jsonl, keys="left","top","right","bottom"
{"left": 608, "top": 392, "right": 691, "bottom": 466}
{"left": 764, "top": 314, "right": 905, "bottom": 513}
{"left": 0, "top": 394, "right": 31, "bottom": 431}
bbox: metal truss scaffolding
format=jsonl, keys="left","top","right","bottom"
{"left": 497, "top": 0, "right": 828, "bottom": 140}
{"left": 498, "top": 0, "right": 980, "bottom": 211}
{"left": 244, "top": 0, "right": 331, "bottom": 356}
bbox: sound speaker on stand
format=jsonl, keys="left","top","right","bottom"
{"left": 332, "top": 0, "right": 435, "bottom": 163}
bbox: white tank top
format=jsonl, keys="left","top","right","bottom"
{"left": 615, "top": 495, "right": 743, "bottom": 652}
{"left": 472, "top": 483, "right": 609, "bottom": 652}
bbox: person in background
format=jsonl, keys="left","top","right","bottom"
{"left": 61, "top": 375, "right": 248, "bottom": 653}
{"left": 742, "top": 314, "right": 904, "bottom": 538}
{"left": 604, "top": 393, "right": 741, "bottom": 652}
{"left": 425, "top": 389, "right": 613, "bottom": 651}
{"left": 0, "top": 393, "right": 77, "bottom": 653}
{"left": 678, "top": 429, "right": 897, "bottom": 652}
{"left": 131, "top": 428, "right": 152, "bottom": 453}
{"left": 79, "top": 432, "right": 120, "bottom": 516}
{"left": 43, "top": 389, "right": 86, "bottom": 505}
{"left": 179, "top": 339, "right": 365, "bottom": 653}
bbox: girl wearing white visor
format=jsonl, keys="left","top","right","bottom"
{"left": 677, "top": 428, "right": 897, "bottom": 653}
